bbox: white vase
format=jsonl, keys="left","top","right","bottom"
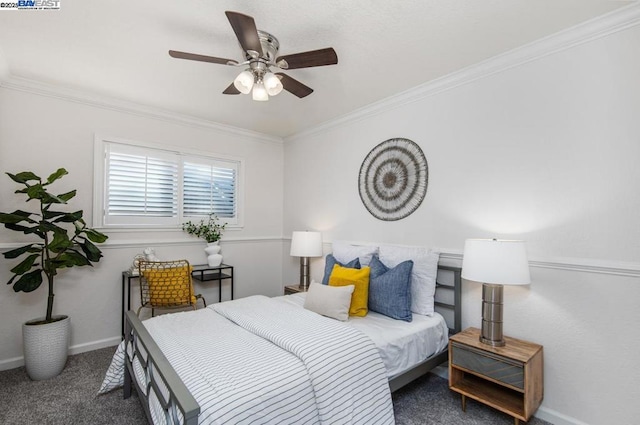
{"left": 205, "top": 242, "right": 223, "bottom": 267}
{"left": 22, "top": 315, "right": 70, "bottom": 380}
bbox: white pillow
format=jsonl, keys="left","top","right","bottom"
{"left": 332, "top": 241, "right": 379, "bottom": 266}
{"left": 303, "top": 281, "right": 355, "bottom": 321}
{"left": 379, "top": 245, "right": 440, "bottom": 316}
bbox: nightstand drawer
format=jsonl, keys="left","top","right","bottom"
{"left": 451, "top": 342, "right": 524, "bottom": 389}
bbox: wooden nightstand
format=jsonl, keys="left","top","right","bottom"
{"left": 449, "top": 327, "right": 543, "bottom": 425}
{"left": 284, "top": 285, "right": 308, "bottom": 295}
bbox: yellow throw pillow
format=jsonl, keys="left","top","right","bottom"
{"left": 329, "top": 264, "right": 370, "bottom": 317}
{"left": 143, "top": 266, "right": 196, "bottom": 306}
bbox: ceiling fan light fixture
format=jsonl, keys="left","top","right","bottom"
{"left": 252, "top": 80, "right": 269, "bottom": 101}
{"left": 169, "top": 12, "right": 339, "bottom": 100}
{"left": 263, "top": 72, "right": 283, "bottom": 96}
{"left": 233, "top": 70, "right": 254, "bottom": 94}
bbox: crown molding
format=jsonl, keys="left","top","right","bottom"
{"left": 285, "top": 2, "right": 640, "bottom": 143}
{"left": 0, "top": 76, "right": 283, "bottom": 145}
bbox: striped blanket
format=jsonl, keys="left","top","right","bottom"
{"left": 100, "top": 295, "right": 394, "bottom": 425}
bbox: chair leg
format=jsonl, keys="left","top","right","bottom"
{"left": 195, "top": 294, "right": 207, "bottom": 309}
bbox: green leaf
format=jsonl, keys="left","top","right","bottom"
{"left": 83, "top": 228, "right": 108, "bottom": 243}
{"left": 10, "top": 254, "right": 39, "bottom": 275}
{"left": 48, "top": 231, "right": 72, "bottom": 253}
{"left": 46, "top": 168, "right": 68, "bottom": 184}
{"left": 12, "top": 269, "right": 43, "bottom": 292}
{"left": 26, "top": 184, "right": 46, "bottom": 200}
{"left": 53, "top": 210, "right": 83, "bottom": 223}
{"left": 79, "top": 239, "right": 103, "bottom": 262}
{"left": 41, "top": 191, "right": 68, "bottom": 204}
{"left": 7, "top": 171, "right": 40, "bottom": 184}
{"left": 53, "top": 251, "right": 91, "bottom": 268}
{"left": 13, "top": 210, "right": 34, "bottom": 218}
{"left": 24, "top": 226, "right": 45, "bottom": 238}
{"left": 39, "top": 221, "right": 65, "bottom": 234}
{"left": 0, "top": 212, "right": 35, "bottom": 224}
{"left": 43, "top": 210, "right": 66, "bottom": 220}
{"left": 3, "top": 244, "right": 41, "bottom": 259}
{"left": 57, "top": 190, "right": 76, "bottom": 202}
{"left": 5, "top": 223, "right": 35, "bottom": 233}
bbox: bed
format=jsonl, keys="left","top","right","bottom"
{"left": 101, "top": 245, "right": 461, "bottom": 425}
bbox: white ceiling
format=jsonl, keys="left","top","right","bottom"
{"left": 0, "top": 1, "right": 632, "bottom": 138}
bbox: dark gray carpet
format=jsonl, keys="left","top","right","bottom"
{"left": 0, "top": 347, "right": 552, "bottom": 424}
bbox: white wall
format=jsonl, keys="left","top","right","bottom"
{"left": 0, "top": 86, "right": 285, "bottom": 367}
{"left": 283, "top": 21, "right": 640, "bottom": 425}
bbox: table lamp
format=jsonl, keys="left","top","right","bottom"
{"left": 461, "top": 239, "right": 530, "bottom": 347}
{"left": 290, "top": 231, "right": 323, "bottom": 290}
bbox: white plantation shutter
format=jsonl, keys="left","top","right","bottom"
{"left": 183, "top": 160, "right": 237, "bottom": 218}
{"left": 100, "top": 140, "right": 240, "bottom": 228}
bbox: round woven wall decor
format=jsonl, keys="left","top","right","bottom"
{"left": 358, "top": 138, "right": 428, "bottom": 221}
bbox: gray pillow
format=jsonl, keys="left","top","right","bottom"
{"left": 303, "top": 282, "right": 355, "bottom": 321}
{"left": 368, "top": 256, "right": 413, "bottom": 322}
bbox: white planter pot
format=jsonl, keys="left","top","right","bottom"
{"left": 205, "top": 242, "right": 223, "bottom": 267}
{"left": 22, "top": 315, "right": 70, "bottom": 380}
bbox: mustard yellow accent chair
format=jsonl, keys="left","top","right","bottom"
{"left": 137, "top": 259, "right": 206, "bottom": 317}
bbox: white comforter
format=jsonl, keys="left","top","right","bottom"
{"left": 100, "top": 295, "right": 395, "bottom": 425}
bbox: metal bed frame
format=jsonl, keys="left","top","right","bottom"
{"left": 388, "top": 265, "right": 462, "bottom": 391}
{"left": 123, "top": 264, "right": 462, "bottom": 425}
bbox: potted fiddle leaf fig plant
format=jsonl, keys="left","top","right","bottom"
{"left": 0, "top": 168, "right": 108, "bottom": 380}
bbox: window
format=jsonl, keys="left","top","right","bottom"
{"left": 94, "top": 136, "right": 241, "bottom": 229}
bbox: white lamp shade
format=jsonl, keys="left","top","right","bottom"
{"left": 233, "top": 70, "right": 254, "bottom": 94}
{"left": 461, "top": 239, "right": 530, "bottom": 285}
{"left": 252, "top": 81, "right": 269, "bottom": 101}
{"left": 263, "top": 72, "right": 283, "bottom": 96}
{"left": 290, "top": 231, "right": 323, "bottom": 257}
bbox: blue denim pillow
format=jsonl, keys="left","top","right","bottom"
{"left": 368, "top": 256, "right": 413, "bottom": 322}
{"left": 322, "top": 254, "right": 361, "bottom": 285}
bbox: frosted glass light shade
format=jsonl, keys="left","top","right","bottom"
{"left": 233, "top": 70, "right": 254, "bottom": 94}
{"left": 263, "top": 72, "right": 283, "bottom": 96}
{"left": 252, "top": 81, "right": 269, "bottom": 101}
{"left": 290, "top": 231, "right": 323, "bottom": 257}
{"left": 461, "top": 239, "right": 530, "bottom": 285}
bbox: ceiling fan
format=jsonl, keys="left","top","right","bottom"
{"left": 169, "top": 11, "right": 338, "bottom": 101}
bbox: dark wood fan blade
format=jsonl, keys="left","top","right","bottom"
{"left": 275, "top": 73, "right": 313, "bottom": 98}
{"left": 276, "top": 48, "right": 338, "bottom": 70}
{"left": 223, "top": 83, "right": 241, "bottom": 95}
{"left": 169, "top": 50, "right": 238, "bottom": 66}
{"left": 225, "top": 11, "right": 263, "bottom": 57}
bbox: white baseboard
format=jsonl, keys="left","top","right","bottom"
{"left": 0, "top": 355, "right": 24, "bottom": 372}
{"left": 68, "top": 336, "right": 121, "bottom": 355}
{"left": 535, "top": 406, "right": 590, "bottom": 425}
{"left": 0, "top": 336, "right": 121, "bottom": 372}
